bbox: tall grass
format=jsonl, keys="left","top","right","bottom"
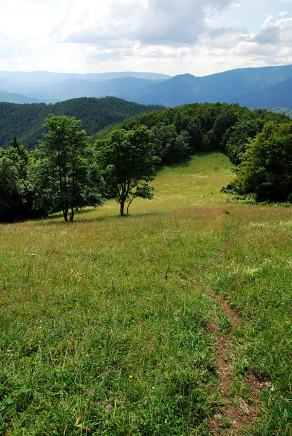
{"left": 0, "top": 153, "right": 291, "bottom": 434}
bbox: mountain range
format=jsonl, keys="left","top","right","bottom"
{"left": 0, "top": 65, "right": 292, "bottom": 109}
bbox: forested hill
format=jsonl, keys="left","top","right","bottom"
{"left": 0, "top": 97, "right": 161, "bottom": 147}
{"left": 0, "top": 91, "right": 39, "bottom": 104}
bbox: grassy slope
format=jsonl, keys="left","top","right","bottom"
{"left": 0, "top": 153, "right": 291, "bottom": 434}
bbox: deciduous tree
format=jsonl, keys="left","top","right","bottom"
{"left": 235, "top": 122, "right": 292, "bottom": 202}
{"left": 97, "top": 127, "right": 158, "bottom": 216}
{"left": 34, "top": 115, "right": 103, "bottom": 222}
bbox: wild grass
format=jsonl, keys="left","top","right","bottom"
{"left": 0, "top": 152, "right": 291, "bottom": 434}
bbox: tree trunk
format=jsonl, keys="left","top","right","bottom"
{"left": 63, "top": 208, "right": 68, "bottom": 222}
{"left": 120, "top": 200, "right": 125, "bottom": 216}
{"left": 126, "top": 194, "right": 134, "bottom": 215}
{"left": 69, "top": 207, "right": 74, "bottom": 222}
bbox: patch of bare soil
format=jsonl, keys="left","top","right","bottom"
{"left": 209, "top": 290, "right": 241, "bottom": 328}
{"left": 208, "top": 290, "right": 266, "bottom": 435}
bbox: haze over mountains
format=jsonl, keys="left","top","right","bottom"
{"left": 0, "top": 65, "right": 292, "bottom": 109}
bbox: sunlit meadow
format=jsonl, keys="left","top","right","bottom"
{"left": 0, "top": 153, "right": 291, "bottom": 434}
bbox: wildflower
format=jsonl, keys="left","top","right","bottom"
{"left": 105, "top": 404, "right": 113, "bottom": 413}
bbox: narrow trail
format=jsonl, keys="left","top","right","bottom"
{"left": 207, "top": 290, "right": 267, "bottom": 435}
{"left": 194, "top": 222, "right": 269, "bottom": 433}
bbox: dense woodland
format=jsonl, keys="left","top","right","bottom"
{"left": 0, "top": 97, "right": 161, "bottom": 148}
{"left": 0, "top": 102, "right": 291, "bottom": 222}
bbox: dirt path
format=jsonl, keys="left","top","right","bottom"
{"left": 208, "top": 290, "right": 267, "bottom": 435}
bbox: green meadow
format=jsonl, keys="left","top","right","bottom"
{"left": 0, "top": 153, "right": 291, "bottom": 434}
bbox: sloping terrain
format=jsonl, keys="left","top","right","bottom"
{"left": 0, "top": 71, "right": 169, "bottom": 103}
{"left": 133, "top": 65, "right": 292, "bottom": 108}
{"left": 0, "top": 65, "right": 291, "bottom": 108}
{"left": 0, "top": 92, "right": 39, "bottom": 104}
{"left": 0, "top": 97, "right": 161, "bottom": 147}
{"left": 0, "top": 153, "right": 291, "bottom": 434}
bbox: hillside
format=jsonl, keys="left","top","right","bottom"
{"left": 0, "top": 153, "right": 291, "bottom": 434}
{"left": 0, "top": 91, "right": 39, "bottom": 104}
{"left": 0, "top": 97, "right": 161, "bottom": 147}
{"left": 0, "top": 71, "right": 169, "bottom": 103}
{"left": 32, "top": 77, "right": 157, "bottom": 103}
{"left": 133, "top": 65, "right": 292, "bottom": 108}
{"left": 0, "top": 65, "right": 291, "bottom": 109}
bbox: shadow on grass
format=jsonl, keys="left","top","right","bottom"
{"left": 48, "top": 207, "right": 96, "bottom": 219}
{"left": 37, "top": 210, "right": 163, "bottom": 226}
{"left": 159, "top": 156, "right": 192, "bottom": 169}
{"left": 156, "top": 151, "right": 225, "bottom": 171}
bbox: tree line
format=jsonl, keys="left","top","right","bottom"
{"left": 121, "top": 103, "right": 292, "bottom": 202}
{"left": 0, "top": 103, "right": 291, "bottom": 222}
{"left": 0, "top": 97, "right": 161, "bottom": 148}
{"left": 0, "top": 116, "right": 157, "bottom": 222}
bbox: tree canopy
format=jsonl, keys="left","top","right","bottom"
{"left": 97, "top": 126, "right": 158, "bottom": 216}
{"left": 0, "top": 102, "right": 291, "bottom": 223}
{"left": 0, "top": 139, "right": 37, "bottom": 222}
{"left": 0, "top": 97, "right": 161, "bottom": 148}
{"left": 33, "top": 115, "right": 104, "bottom": 222}
{"left": 234, "top": 121, "right": 292, "bottom": 202}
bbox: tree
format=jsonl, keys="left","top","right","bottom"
{"left": 0, "top": 140, "right": 34, "bottom": 222}
{"left": 150, "top": 124, "right": 190, "bottom": 164}
{"left": 224, "top": 120, "right": 261, "bottom": 165}
{"left": 10, "top": 136, "right": 29, "bottom": 162}
{"left": 207, "top": 106, "right": 238, "bottom": 149}
{"left": 96, "top": 126, "right": 158, "bottom": 216}
{"left": 235, "top": 122, "right": 292, "bottom": 202}
{"left": 34, "top": 115, "right": 103, "bottom": 222}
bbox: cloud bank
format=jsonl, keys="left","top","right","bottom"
{"left": 0, "top": 0, "right": 291, "bottom": 74}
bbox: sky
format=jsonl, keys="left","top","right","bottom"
{"left": 0, "top": 0, "right": 291, "bottom": 76}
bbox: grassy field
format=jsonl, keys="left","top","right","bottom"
{"left": 0, "top": 153, "right": 291, "bottom": 435}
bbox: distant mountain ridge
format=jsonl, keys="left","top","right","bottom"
{"left": 0, "top": 71, "right": 169, "bottom": 102}
{"left": 0, "top": 65, "right": 291, "bottom": 108}
{"left": 0, "top": 91, "right": 40, "bottom": 104}
{"left": 0, "top": 97, "right": 161, "bottom": 147}
{"left": 131, "top": 65, "right": 292, "bottom": 108}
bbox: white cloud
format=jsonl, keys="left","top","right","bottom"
{"left": 0, "top": 0, "right": 291, "bottom": 75}
{"left": 252, "top": 26, "right": 280, "bottom": 44}
{"left": 54, "top": 0, "right": 233, "bottom": 47}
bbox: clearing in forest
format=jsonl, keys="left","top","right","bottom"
{"left": 0, "top": 153, "right": 291, "bottom": 434}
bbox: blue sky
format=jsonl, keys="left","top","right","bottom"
{"left": 0, "top": 0, "right": 291, "bottom": 75}
{"left": 217, "top": 0, "right": 291, "bottom": 30}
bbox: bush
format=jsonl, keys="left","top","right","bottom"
{"left": 234, "top": 122, "right": 292, "bottom": 202}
